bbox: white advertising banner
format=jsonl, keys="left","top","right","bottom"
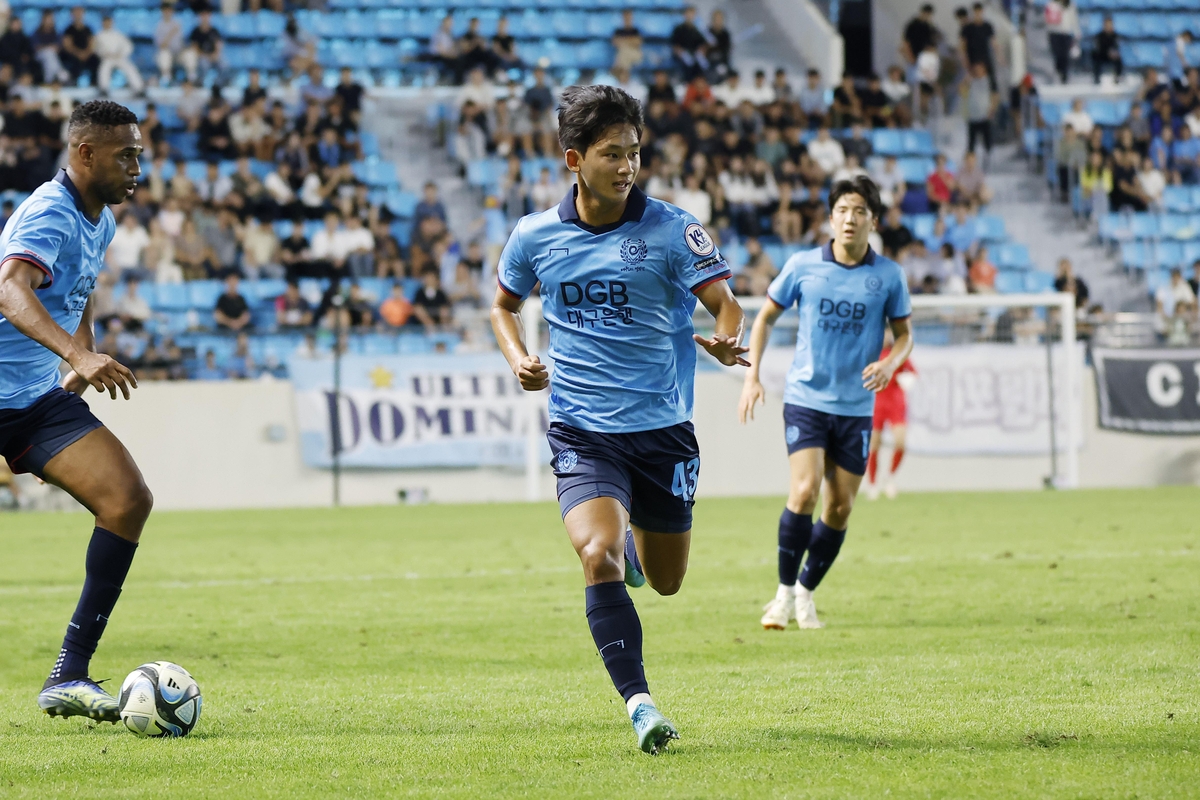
{"left": 755, "top": 343, "right": 1083, "bottom": 455}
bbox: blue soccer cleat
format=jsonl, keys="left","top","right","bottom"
{"left": 623, "top": 527, "right": 646, "bottom": 589}
{"left": 631, "top": 703, "right": 679, "bottom": 755}
{"left": 38, "top": 677, "right": 120, "bottom": 723}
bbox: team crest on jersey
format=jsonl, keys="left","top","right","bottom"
{"left": 785, "top": 425, "right": 800, "bottom": 445}
{"left": 684, "top": 223, "right": 715, "bottom": 256}
{"left": 864, "top": 275, "right": 883, "bottom": 293}
{"left": 620, "top": 238, "right": 648, "bottom": 265}
{"left": 556, "top": 449, "right": 580, "bottom": 473}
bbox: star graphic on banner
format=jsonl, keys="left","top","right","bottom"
{"left": 369, "top": 365, "right": 394, "bottom": 388}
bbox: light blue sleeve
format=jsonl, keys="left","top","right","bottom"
{"left": 766, "top": 256, "right": 802, "bottom": 309}
{"left": 667, "top": 212, "right": 732, "bottom": 294}
{"left": 496, "top": 220, "right": 537, "bottom": 300}
{"left": 0, "top": 201, "right": 73, "bottom": 289}
{"left": 886, "top": 265, "right": 913, "bottom": 319}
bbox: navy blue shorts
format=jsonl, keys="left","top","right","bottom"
{"left": 0, "top": 388, "right": 103, "bottom": 479}
{"left": 783, "top": 403, "right": 873, "bottom": 476}
{"left": 546, "top": 421, "right": 700, "bottom": 534}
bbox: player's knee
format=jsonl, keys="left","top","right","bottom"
{"left": 790, "top": 478, "right": 820, "bottom": 507}
{"left": 826, "top": 496, "right": 854, "bottom": 525}
{"left": 579, "top": 539, "right": 621, "bottom": 577}
{"left": 650, "top": 574, "right": 684, "bottom": 596}
{"left": 110, "top": 480, "right": 154, "bottom": 527}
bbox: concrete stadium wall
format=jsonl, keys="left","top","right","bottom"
{"left": 762, "top": 0, "right": 844, "bottom": 87}
{"left": 81, "top": 370, "right": 1200, "bottom": 511}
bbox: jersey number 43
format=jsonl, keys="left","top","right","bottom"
{"left": 671, "top": 458, "right": 700, "bottom": 503}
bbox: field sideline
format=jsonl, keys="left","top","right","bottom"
{"left": 0, "top": 488, "right": 1197, "bottom": 798}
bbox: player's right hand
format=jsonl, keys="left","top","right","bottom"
{"left": 70, "top": 351, "right": 138, "bottom": 400}
{"left": 738, "top": 379, "right": 766, "bottom": 424}
{"left": 516, "top": 354, "right": 549, "bottom": 392}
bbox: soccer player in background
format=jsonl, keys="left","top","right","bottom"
{"left": 0, "top": 101, "right": 152, "bottom": 722}
{"left": 737, "top": 176, "right": 912, "bottom": 631}
{"left": 864, "top": 329, "right": 917, "bottom": 500}
{"left": 491, "top": 85, "right": 748, "bottom": 754}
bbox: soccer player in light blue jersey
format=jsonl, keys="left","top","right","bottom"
{"left": 491, "top": 85, "right": 748, "bottom": 754}
{"left": 738, "top": 176, "right": 913, "bottom": 631}
{"left": 0, "top": 101, "right": 152, "bottom": 723}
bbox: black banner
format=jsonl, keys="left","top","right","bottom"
{"left": 1093, "top": 348, "right": 1200, "bottom": 434}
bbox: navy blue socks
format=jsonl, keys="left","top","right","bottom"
{"left": 585, "top": 581, "right": 648, "bottom": 701}
{"left": 799, "top": 521, "right": 846, "bottom": 591}
{"left": 777, "top": 509, "right": 814, "bottom": 586}
{"left": 51, "top": 527, "right": 138, "bottom": 682}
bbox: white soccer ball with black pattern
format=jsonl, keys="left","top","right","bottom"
{"left": 118, "top": 661, "right": 202, "bottom": 737}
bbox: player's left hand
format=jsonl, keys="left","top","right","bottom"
{"left": 61, "top": 370, "right": 89, "bottom": 395}
{"left": 694, "top": 333, "right": 750, "bottom": 367}
{"left": 862, "top": 360, "right": 896, "bottom": 392}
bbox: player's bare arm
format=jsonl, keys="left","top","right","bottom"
{"left": 0, "top": 258, "right": 136, "bottom": 399}
{"left": 62, "top": 296, "right": 97, "bottom": 395}
{"left": 738, "top": 297, "right": 786, "bottom": 423}
{"left": 490, "top": 286, "right": 548, "bottom": 391}
{"left": 691, "top": 279, "right": 749, "bottom": 367}
{"left": 862, "top": 317, "right": 914, "bottom": 392}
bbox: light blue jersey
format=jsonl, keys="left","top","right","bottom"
{"left": 767, "top": 242, "right": 912, "bottom": 417}
{"left": 0, "top": 172, "right": 115, "bottom": 410}
{"left": 498, "top": 185, "right": 732, "bottom": 433}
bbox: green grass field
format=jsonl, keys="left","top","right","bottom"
{"left": 0, "top": 489, "right": 1197, "bottom": 798}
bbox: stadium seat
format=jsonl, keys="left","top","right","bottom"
{"left": 1183, "top": 240, "right": 1200, "bottom": 266}
{"left": 1155, "top": 240, "right": 1184, "bottom": 269}
{"left": 992, "top": 242, "right": 1032, "bottom": 271}
{"left": 155, "top": 283, "right": 192, "bottom": 311}
{"left": 901, "top": 129, "right": 938, "bottom": 157}
{"left": 973, "top": 215, "right": 1007, "bottom": 242}
{"left": 994, "top": 271, "right": 1026, "bottom": 294}
{"left": 1159, "top": 213, "right": 1197, "bottom": 239}
{"left": 1163, "top": 185, "right": 1193, "bottom": 213}
{"left": 188, "top": 280, "right": 224, "bottom": 310}
{"left": 1121, "top": 241, "right": 1148, "bottom": 271}
{"left": 1025, "top": 271, "right": 1057, "bottom": 293}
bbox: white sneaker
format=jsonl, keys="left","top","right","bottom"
{"left": 760, "top": 596, "right": 795, "bottom": 630}
{"left": 865, "top": 483, "right": 880, "bottom": 500}
{"left": 795, "top": 589, "right": 824, "bottom": 629}
{"left": 884, "top": 481, "right": 898, "bottom": 499}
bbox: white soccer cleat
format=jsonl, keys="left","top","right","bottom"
{"left": 865, "top": 483, "right": 880, "bottom": 501}
{"left": 884, "top": 481, "right": 898, "bottom": 499}
{"left": 760, "top": 595, "right": 795, "bottom": 630}
{"left": 795, "top": 590, "right": 824, "bottom": 629}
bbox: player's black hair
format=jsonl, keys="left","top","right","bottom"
{"left": 829, "top": 176, "right": 884, "bottom": 220}
{"left": 67, "top": 100, "right": 139, "bottom": 142}
{"left": 556, "top": 84, "right": 644, "bottom": 156}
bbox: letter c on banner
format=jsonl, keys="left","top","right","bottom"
{"left": 1146, "top": 362, "right": 1184, "bottom": 407}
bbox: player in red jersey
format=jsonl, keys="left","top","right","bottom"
{"left": 864, "top": 332, "right": 916, "bottom": 500}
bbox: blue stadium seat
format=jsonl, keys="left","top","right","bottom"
{"left": 1121, "top": 241, "right": 1148, "bottom": 270}
{"left": 898, "top": 157, "right": 933, "bottom": 185}
{"left": 188, "top": 280, "right": 224, "bottom": 310}
{"left": 1086, "top": 99, "right": 1131, "bottom": 127}
{"left": 1130, "top": 213, "right": 1159, "bottom": 238}
{"left": 1155, "top": 240, "right": 1184, "bottom": 269}
{"left": 1159, "top": 213, "right": 1196, "bottom": 239}
{"left": 352, "top": 158, "right": 399, "bottom": 188}
{"left": 165, "top": 132, "right": 199, "bottom": 161}
{"left": 992, "top": 242, "right": 1032, "bottom": 271}
{"left": 154, "top": 283, "right": 192, "bottom": 311}
{"left": 973, "top": 215, "right": 1006, "bottom": 242}
{"left": 1183, "top": 240, "right": 1200, "bottom": 266}
{"left": 906, "top": 213, "right": 936, "bottom": 240}
{"left": 994, "top": 271, "right": 1026, "bottom": 294}
{"left": 1111, "top": 12, "right": 1142, "bottom": 37}
{"left": 256, "top": 279, "right": 288, "bottom": 299}
{"left": 1163, "top": 185, "right": 1193, "bottom": 212}
{"left": 872, "top": 129, "right": 905, "bottom": 157}
{"left": 1025, "top": 271, "right": 1057, "bottom": 293}
{"left": 356, "top": 277, "right": 391, "bottom": 302}
{"left": 901, "top": 129, "right": 937, "bottom": 157}
{"left": 386, "top": 190, "right": 419, "bottom": 218}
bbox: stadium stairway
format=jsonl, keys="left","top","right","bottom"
{"left": 687, "top": 0, "right": 809, "bottom": 80}
{"left": 990, "top": 141, "right": 1147, "bottom": 312}
{"left": 369, "top": 92, "right": 481, "bottom": 240}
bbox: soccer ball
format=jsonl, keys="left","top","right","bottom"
{"left": 118, "top": 661, "right": 202, "bottom": 738}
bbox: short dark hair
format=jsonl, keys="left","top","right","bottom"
{"left": 829, "top": 176, "right": 884, "bottom": 219}
{"left": 921, "top": 3, "right": 934, "bottom": 12}
{"left": 556, "top": 84, "right": 644, "bottom": 155}
{"left": 67, "top": 100, "right": 138, "bottom": 142}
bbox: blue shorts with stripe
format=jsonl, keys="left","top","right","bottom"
{"left": 783, "top": 403, "right": 873, "bottom": 476}
{"left": 546, "top": 421, "right": 699, "bottom": 534}
{"left": 0, "top": 388, "right": 103, "bottom": 479}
